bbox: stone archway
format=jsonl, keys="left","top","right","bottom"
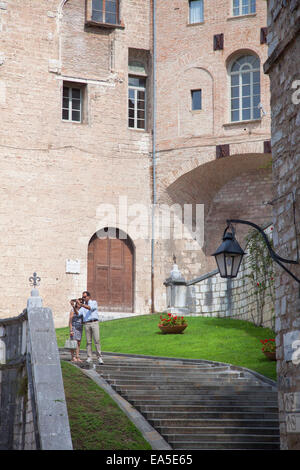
{"left": 87, "top": 228, "right": 135, "bottom": 312}
{"left": 160, "top": 152, "right": 274, "bottom": 276}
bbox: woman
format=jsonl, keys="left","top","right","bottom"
{"left": 69, "top": 298, "right": 84, "bottom": 362}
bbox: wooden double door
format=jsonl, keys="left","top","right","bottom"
{"left": 87, "top": 229, "right": 134, "bottom": 312}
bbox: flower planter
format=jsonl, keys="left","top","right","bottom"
{"left": 159, "top": 324, "right": 187, "bottom": 334}
{"left": 263, "top": 351, "right": 276, "bottom": 361}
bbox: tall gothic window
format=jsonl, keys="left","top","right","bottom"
{"left": 233, "top": 0, "right": 256, "bottom": 16}
{"left": 230, "top": 55, "right": 261, "bottom": 122}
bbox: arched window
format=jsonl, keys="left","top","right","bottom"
{"left": 230, "top": 55, "right": 260, "bottom": 122}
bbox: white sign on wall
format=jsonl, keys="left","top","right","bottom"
{"left": 0, "top": 339, "right": 5, "bottom": 364}
{"left": 284, "top": 393, "right": 300, "bottom": 433}
{"left": 283, "top": 330, "right": 300, "bottom": 362}
{"left": 66, "top": 259, "right": 80, "bottom": 274}
{"left": 284, "top": 393, "right": 300, "bottom": 413}
{"left": 286, "top": 414, "right": 300, "bottom": 433}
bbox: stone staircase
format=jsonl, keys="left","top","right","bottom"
{"left": 60, "top": 351, "right": 280, "bottom": 450}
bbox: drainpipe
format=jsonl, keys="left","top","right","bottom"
{"left": 151, "top": 0, "right": 157, "bottom": 313}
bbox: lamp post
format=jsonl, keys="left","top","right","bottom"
{"left": 213, "top": 219, "right": 300, "bottom": 284}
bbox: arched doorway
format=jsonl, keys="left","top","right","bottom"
{"left": 87, "top": 228, "right": 134, "bottom": 312}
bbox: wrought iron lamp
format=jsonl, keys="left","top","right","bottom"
{"left": 213, "top": 219, "right": 300, "bottom": 284}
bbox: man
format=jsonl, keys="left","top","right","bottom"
{"left": 79, "top": 291, "right": 103, "bottom": 365}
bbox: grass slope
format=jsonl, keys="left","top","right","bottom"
{"left": 57, "top": 314, "right": 276, "bottom": 380}
{"left": 61, "top": 360, "right": 152, "bottom": 450}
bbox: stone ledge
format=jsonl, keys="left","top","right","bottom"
{"left": 264, "top": 16, "right": 300, "bottom": 74}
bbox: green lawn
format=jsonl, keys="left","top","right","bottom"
{"left": 61, "top": 360, "right": 152, "bottom": 450}
{"left": 57, "top": 314, "right": 277, "bottom": 380}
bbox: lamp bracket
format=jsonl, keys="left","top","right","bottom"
{"left": 226, "top": 219, "right": 300, "bottom": 284}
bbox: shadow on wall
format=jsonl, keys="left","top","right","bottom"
{"left": 165, "top": 152, "right": 273, "bottom": 262}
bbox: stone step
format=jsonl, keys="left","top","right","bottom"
{"left": 142, "top": 410, "right": 279, "bottom": 420}
{"left": 96, "top": 370, "right": 248, "bottom": 378}
{"left": 128, "top": 397, "right": 279, "bottom": 407}
{"left": 171, "top": 441, "right": 280, "bottom": 450}
{"left": 99, "top": 372, "right": 254, "bottom": 381}
{"left": 98, "top": 368, "right": 243, "bottom": 377}
{"left": 98, "top": 359, "right": 223, "bottom": 368}
{"left": 60, "top": 351, "right": 279, "bottom": 450}
{"left": 138, "top": 404, "right": 279, "bottom": 414}
{"left": 165, "top": 433, "right": 280, "bottom": 443}
{"left": 111, "top": 382, "right": 273, "bottom": 391}
{"left": 148, "top": 418, "right": 279, "bottom": 430}
{"left": 97, "top": 364, "right": 233, "bottom": 372}
{"left": 159, "top": 427, "right": 279, "bottom": 438}
{"left": 116, "top": 389, "right": 277, "bottom": 399}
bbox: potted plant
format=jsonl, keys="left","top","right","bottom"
{"left": 158, "top": 313, "right": 188, "bottom": 334}
{"left": 260, "top": 338, "right": 276, "bottom": 361}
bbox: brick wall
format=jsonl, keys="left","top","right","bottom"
{"left": 0, "top": 0, "right": 153, "bottom": 325}
{"left": 152, "top": 0, "right": 273, "bottom": 312}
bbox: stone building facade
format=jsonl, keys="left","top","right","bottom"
{"left": 264, "top": 0, "right": 300, "bottom": 450}
{"left": 0, "top": 0, "right": 272, "bottom": 326}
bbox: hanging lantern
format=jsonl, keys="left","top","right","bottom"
{"left": 212, "top": 229, "right": 245, "bottom": 278}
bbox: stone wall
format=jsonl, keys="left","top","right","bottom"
{"left": 0, "top": 291, "right": 72, "bottom": 450}
{"left": 264, "top": 0, "right": 300, "bottom": 450}
{"left": 0, "top": 312, "right": 37, "bottom": 450}
{"left": 187, "top": 226, "right": 275, "bottom": 329}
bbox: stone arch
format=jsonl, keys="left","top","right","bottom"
{"left": 163, "top": 152, "right": 273, "bottom": 270}
{"left": 58, "top": 0, "right": 70, "bottom": 15}
{"left": 225, "top": 47, "right": 262, "bottom": 69}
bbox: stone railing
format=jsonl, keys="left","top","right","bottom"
{"left": 0, "top": 288, "right": 72, "bottom": 450}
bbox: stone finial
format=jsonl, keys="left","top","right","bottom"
{"left": 29, "top": 272, "right": 41, "bottom": 288}
{"left": 27, "top": 273, "right": 42, "bottom": 309}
